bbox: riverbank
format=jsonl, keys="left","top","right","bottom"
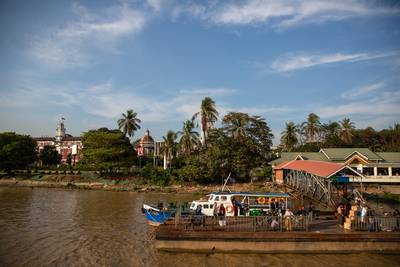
{"left": 0, "top": 175, "right": 273, "bottom": 194}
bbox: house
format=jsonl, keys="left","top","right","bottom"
{"left": 34, "top": 118, "right": 82, "bottom": 165}
{"left": 270, "top": 148, "right": 400, "bottom": 183}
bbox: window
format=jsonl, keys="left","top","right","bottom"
{"left": 210, "top": 204, "right": 214, "bottom": 209}
{"left": 203, "top": 204, "right": 209, "bottom": 209}
{"left": 392, "top": 168, "right": 400, "bottom": 176}
{"left": 362, "top": 167, "right": 374, "bottom": 176}
{"left": 190, "top": 203, "right": 196, "bottom": 208}
{"left": 377, "top": 167, "right": 389, "bottom": 176}
{"left": 221, "top": 196, "right": 227, "bottom": 201}
{"left": 214, "top": 196, "right": 219, "bottom": 201}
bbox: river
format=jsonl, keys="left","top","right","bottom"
{"left": 0, "top": 187, "right": 399, "bottom": 267}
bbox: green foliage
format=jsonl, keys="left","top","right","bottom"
{"left": 0, "top": 132, "right": 37, "bottom": 172}
{"left": 141, "top": 164, "right": 170, "bottom": 186}
{"left": 254, "top": 166, "right": 272, "bottom": 180}
{"left": 39, "top": 145, "right": 61, "bottom": 166}
{"left": 79, "top": 128, "right": 137, "bottom": 172}
{"left": 118, "top": 109, "right": 141, "bottom": 137}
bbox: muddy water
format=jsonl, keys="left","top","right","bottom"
{"left": 0, "top": 187, "right": 399, "bottom": 267}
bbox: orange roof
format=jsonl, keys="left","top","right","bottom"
{"left": 273, "top": 160, "right": 346, "bottom": 178}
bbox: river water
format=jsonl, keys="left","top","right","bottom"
{"left": 0, "top": 187, "right": 399, "bottom": 267}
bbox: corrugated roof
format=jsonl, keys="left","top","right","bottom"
{"left": 274, "top": 160, "right": 346, "bottom": 178}
{"left": 376, "top": 152, "right": 400, "bottom": 163}
{"left": 321, "top": 148, "right": 382, "bottom": 161}
{"left": 270, "top": 152, "right": 328, "bottom": 165}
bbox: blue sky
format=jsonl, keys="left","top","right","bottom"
{"left": 0, "top": 0, "right": 399, "bottom": 144}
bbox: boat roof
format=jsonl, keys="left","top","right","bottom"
{"left": 210, "top": 191, "right": 290, "bottom": 198}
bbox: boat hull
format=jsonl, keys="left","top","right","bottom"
{"left": 142, "top": 204, "right": 172, "bottom": 226}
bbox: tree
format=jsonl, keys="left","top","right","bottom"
{"left": 222, "top": 112, "right": 273, "bottom": 158}
{"left": 79, "top": 128, "right": 137, "bottom": 172}
{"left": 192, "top": 97, "right": 219, "bottom": 145}
{"left": 161, "top": 130, "right": 177, "bottom": 169}
{"left": 118, "top": 109, "right": 141, "bottom": 138}
{"left": 177, "top": 119, "right": 199, "bottom": 155}
{"left": 0, "top": 132, "right": 37, "bottom": 172}
{"left": 280, "top": 122, "right": 299, "bottom": 152}
{"left": 302, "top": 113, "right": 321, "bottom": 143}
{"left": 39, "top": 145, "right": 61, "bottom": 166}
{"left": 339, "top": 117, "right": 355, "bottom": 144}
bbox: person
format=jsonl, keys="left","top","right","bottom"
{"left": 213, "top": 202, "right": 219, "bottom": 218}
{"left": 271, "top": 217, "right": 279, "bottom": 230}
{"left": 270, "top": 199, "right": 276, "bottom": 211}
{"left": 284, "top": 208, "right": 294, "bottom": 231}
{"left": 337, "top": 204, "right": 344, "bottom": 225}
{"left": 367, "top": 209, "right": 375, "bottom": 232}
{"left": 195, "top": 204, "right": 203, "bottom": 216}
{"left": 361, "top": 204, "right": 368, "bottom": 223}
{"left": 218, "top": 203, "right": 226, "bottom": 227}
{"left": 232, "top": 197, "right": 239, "bottom": 217}
{"left": 306, "top": 202, "right": 314, "bottom": 222}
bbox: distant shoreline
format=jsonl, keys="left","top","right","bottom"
{"left": 0, "top": 177, "right": 274, "bottom": 194}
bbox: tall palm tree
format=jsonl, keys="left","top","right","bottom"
{"left": 302, "top": 113, "right": 321, "bottom": 143}
{"left": 177, "top": 119, "right": 199, "bottom": 155}
{"left": 161, "top": 130, "right": 177, "bottom": 169}
{"left": 192, "top": 97, "right": 219, "bottom": 145}
{"left": 340, "top": 117, "right": 355, "bottom": 144}
{"left": 118, "top": 109, "right": 141, "bottom": 138}
{"left": 280, "top": 122, "right": 299, "bottom": 151}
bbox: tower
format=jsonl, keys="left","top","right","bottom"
{"left": 55, "top": 118, "right": 66, "bottom": 142}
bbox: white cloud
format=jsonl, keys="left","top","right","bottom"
{"left": 270, "top": 52, "right": 394, "bottom": 72}
{"left": 316, "top": 90, "right": 400, "bottom": 118}
{"left": 0, "top": 81, "right": 291, "bottom": 124}
{"left": 29, "top": 3, "right": 146, "bottom": 68}
{"left": 211, "top": 0, "right": 399, "bottom": 28}
{"left": 340, "top": 82, "right": 385, "bottom": 99}
{"left": 179, "top": 88, "right": 237, "bottom": 96}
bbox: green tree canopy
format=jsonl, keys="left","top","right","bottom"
{"left": 39, "top": 145, "right": 61, "bottom": 166}
{"left": 118, "top": 109, "right": 141, "bottom": 138}
{"left": 0, "top": 132, "right": 37, "bottom": 171}
{"left": 79, "top": 128, "right": 137, "bottom": 172}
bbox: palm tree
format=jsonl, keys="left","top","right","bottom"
{"left": 161, "top": 130, "right": 177, "bottom": 169}
{"left": 302, "top": 113, "right": 321, "bottom": 143}
{"left": 339, "top": 117, "right": 355, "bottom": 144}
{"left": 280, "top": 122, "right": 299, "bottom": 151}
{"left": 222, "top": 112, "right": 249, "bottom": 141}
{"left": 192, "top": 97, "right": 219, "bottom": 145}
{"left": 118, "top": 109, "right": 141, "bottom": 138}
{"left": 177, "top": 119, "right": 199, "bottom": 155}
{"left": 321, "top": 121, "right": 341, "bottom": 141}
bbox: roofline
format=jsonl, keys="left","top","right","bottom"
{"left": 319, "top": 149, "right": 331, "bottom": 160}
{"left": 326, "top": 165, "right": 365, "bottom": 179}
{"left": 344, "top": 150, "right": 370, "bottom": 161}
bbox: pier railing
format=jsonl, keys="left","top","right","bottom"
{"left": 351, "top": 216, "right": 400, "bottom": 232}
{"left": 169, "top": 215, "right": 309, "bottom": 232}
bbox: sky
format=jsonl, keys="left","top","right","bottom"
{"left": 0, "top": 0, "right": 399, "bottom": 144}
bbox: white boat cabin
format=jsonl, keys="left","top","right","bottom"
{"left": 189, "top": 191, "right": 290, "bottom": 216}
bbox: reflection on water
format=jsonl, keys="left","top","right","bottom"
{"left": 0, "top": 187, "right": 399, "bottom": 267}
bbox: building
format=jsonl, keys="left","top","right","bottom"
{"left": 270, "top": 148, "right": 400, "bottom": 183}
{"left": 136, "top": 129, "right": 155, "bottom": 157}
{"left": 34, "top": 119, "right": 82, "bottom": 165}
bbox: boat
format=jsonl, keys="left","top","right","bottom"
{"left": 189, "top": 191, "right": 290, "bottom": 216}
{"left": 142, "top": 203, "right": 173, "bottom": 226}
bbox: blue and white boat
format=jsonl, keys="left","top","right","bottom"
{"left": 142, "top": 204, "right": 173, "bottom": 226}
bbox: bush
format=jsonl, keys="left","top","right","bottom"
{"left": 141, "top": 164, "right": 170, "bottom": 186}
{"left": 254, "top": 166, "right": 272, "bottom": 181}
